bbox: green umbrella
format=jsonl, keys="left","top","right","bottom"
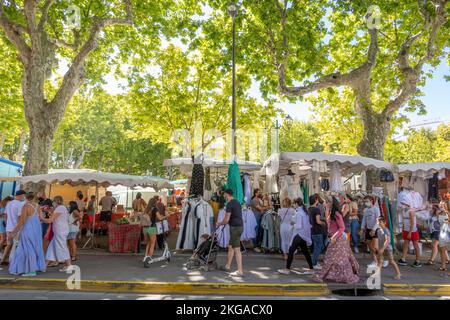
{"left": 226, "top": 161, "right": 244, "bottom": 204}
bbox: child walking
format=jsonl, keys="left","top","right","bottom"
{"left": 376, "top": 216, "right": 401, "bottom": 280}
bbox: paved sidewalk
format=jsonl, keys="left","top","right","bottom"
{"left": 0, "top": 247, "right": 448, "bottom": 297}
{"left": 0, "top": 249, "right": 448, "bottom": 284}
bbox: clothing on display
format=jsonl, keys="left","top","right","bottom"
{"left": 260, "top": 210, "right": 281, "bottom": 251}
{"left": 242, "top": 174, "right": 252, "bottom": 206}
{"left": 216, "top": 208, "right": 257, "bottom": 247}
{"left": 176, "top": 197, "right": 213, "bottom": 250}
{"left": 309, "top": 171, "right": 321, "bottom": 196}
{"left": 312, "top": 160, "right": 327, "bottom": 173}
{"left": 361, "top": 171, "right": 367, "bottom": 191}
{"left": 193, "top": 199, "right": 214, "bottom": 248}
{"left": 279, "top": 176, "right": 289, "bottom": 203}
{"left": 330, "top": 162, "right": 342, "bottom": 192}
{"left": 226, "top": 161, "right": 244, "bottom": 205}
{"left": 410, "top": 177, "right": 428, "bottom": 200}
{"left": 203, "top": 168, "right": 212, "bottom": 201}
{"left": 321, "top": 178, "right": 330, "bottom": 191}
{"left": 189, "top": 163, "right": 204, "bottom": 197}
{"left": 428, "top": 172, "right": 439, "bottom": 200}
{"left": 252, "top": 173, "right": 261, "bottom": 190}
{"left": 265, "top": 174, "right": 279, "bottom": 194}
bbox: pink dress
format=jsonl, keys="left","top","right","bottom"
{"left": 315, "top": 212, "right": 360, "bottom": 283}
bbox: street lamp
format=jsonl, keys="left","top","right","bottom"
{"left": 228, "top": 2, "right": 237, "bottom": 159}
{"left": 274, "top": 119, "right": 281, "bottom": 153}
{"left": 285, "top": 115, "right": 293, "bottom": 126}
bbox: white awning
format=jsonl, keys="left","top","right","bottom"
{"left": 164, "top": 157, "right": 262, "bottom": 175}
{"left": 397, "top": 162, "right": 450, "bottom": 176}
{"left": 261, "top": 152, "right": 395, "bottom": 176}
{"left": 20, "top": 169, "right": 173, "bottom": 190}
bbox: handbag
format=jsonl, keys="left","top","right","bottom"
{"left": 44, "top": 223, "right": 54, "bottom": 241}
{"left": 156, "top": 220, "right": 169, "bottom": 235}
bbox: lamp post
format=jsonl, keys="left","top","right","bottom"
{"left": 228, "top": 2, "right": 237, "bottom": 159}
{"left": 274, "top": 119, "right": 281, "bottom": 153}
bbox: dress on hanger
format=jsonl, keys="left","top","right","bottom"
{"left": 193, "top": 200, "right": 213, "bottom": 248}
{"left": 330, "top": 162, "right": 342, "bottom": 192}
{"left": 243, "top": 174, "right": 252, "bottom": 206}
{"left": 176, "top": 199, "right": 196, "bottom": 250}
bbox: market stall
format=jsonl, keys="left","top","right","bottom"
{"left": 261, "top": 152, "right": 396, "bottom": 198}
{"left": 164, "top": 157, "right": 262, "bottom": 251}
{"left": 398, "top": 162, "right": 450, "bottom": 201}
{"left": 21, "top": 169, "right": 174, "bottom": 253}
{"left": 260, "top": 152, "right": 399, "bottom": 240}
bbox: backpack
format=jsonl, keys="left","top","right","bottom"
{"left": 380, "top": 170, "right": 395, "bottom": 182}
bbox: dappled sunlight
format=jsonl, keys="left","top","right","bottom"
{"left": 248, "top": 270, "right": 270, "bottom": 280}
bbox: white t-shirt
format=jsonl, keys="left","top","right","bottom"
{"left": 402, "top": 208, "right": 417, "bottom": 232}
{"left": 69, "top": 212, "right": 80, "bottom": 233}
{"left": 5, "top": 199, "right": 25, "bottom": 232}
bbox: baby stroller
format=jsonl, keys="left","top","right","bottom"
{"left": 186, "top": 228, "right": 222, "bottom": 272}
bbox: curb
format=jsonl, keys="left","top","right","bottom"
{"left": 0, "top": 278, "right": 449, "bottom": 296}
{"left": 383, "top": 284, "right": 450, "bottom": 296}
{"left": 0, "top": 278, "right": 329, "bottom": 296}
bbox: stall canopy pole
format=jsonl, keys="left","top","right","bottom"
{"left": 126, "top": 187, "right": 129, "bottom": 211}
{"left": 82, "top": 182, "right": 100, "bottom": 250}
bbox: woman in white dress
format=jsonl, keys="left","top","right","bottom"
{"left": 41, "top": 196, "right": 71, "bottom": 271}
{"left": 277, "top": 198, "right": 295, "bottom": 260}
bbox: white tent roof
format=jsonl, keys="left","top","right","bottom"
{"left": 164, "top": 157, "right": 262, "bottom": 174}
{"left": 397, "top": 162, "right": 450, "bottom": 175}
{"left": 261, "top": 152, "right": 395, "bottom": 176}
{"left": 20, "top": 169, "right": 173, "bottom": 190}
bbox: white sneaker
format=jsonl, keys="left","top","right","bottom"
{"left": 313, "top": 265, "right": 322, "bottom": 270}
{"left": 278, "top": 269, "right": 291, "bottom": 275}
{"left": 354, "top": 247, "right": 359, "bottom": 254}
{"left": 383, "top": 260, "right": 389, "bottom": 268}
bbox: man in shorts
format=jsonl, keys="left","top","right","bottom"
{"left": 217, "top": 189, "right": 244, "bottom": 278}
{"left": 99, "top": 191, "right": 117, "bottom": 234}
{"left": 398, "top": 202, "right": 422, "bottom": 268}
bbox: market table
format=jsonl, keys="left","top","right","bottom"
{"left": 108, "top": 223, "right": 141, "bottom": 253}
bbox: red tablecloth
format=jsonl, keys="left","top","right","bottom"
{"left": 81, "top": 213, "right": 129, "bottom": 230}
{"left": 108, "top": 223, "right": 141, "bottom": 253}
{"left": 111, "top": 213, "right": 127, "bottom": 224}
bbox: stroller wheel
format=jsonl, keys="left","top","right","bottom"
{"left": 208, "top": 262, "right": 218, "bottom": 271}
{"left": 186, "top": 261, "right": 195, "bottom": 270}
{"left": 199, "top": 266, "right": 208, "bottom": 272}
{"left": 194, "top": 260, "right": 200, "bottom": 267}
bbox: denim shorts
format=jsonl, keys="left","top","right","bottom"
{"left": 430, "top": 231, "right": 440, "bottom": 241}
{"left": 67, "top": 232, "right": 78, "bottom": 240}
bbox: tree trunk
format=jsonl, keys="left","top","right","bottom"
{"left": 24, "top": 115, "right": 55, "bottom": 176}
{"left": 14, "top": 130, "right": 27, "bottom": 163}
{"left": 357, "top": 111, "right": 390, "bottom": 191}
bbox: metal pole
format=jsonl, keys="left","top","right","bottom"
{"left": 231, "top": 11, "right": 237, "bottom": 158}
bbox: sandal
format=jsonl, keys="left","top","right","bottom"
{"left": 438, "top": 267, "right": 448, "bottom": 271}
{"left": 71, "top": 257, "right": 77, "bottom": 262}
{"left": 47, "top": 262, "right": 59, "bottom": 267}
{"left": 425, "top": 260, "right": 434, "bottom": 265}
{"left": 394, "top": 274, "right": 402, "bottom": 280}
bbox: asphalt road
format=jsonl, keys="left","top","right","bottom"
{"left": 0, "top": 289, "right": 448, "bottom": 300}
